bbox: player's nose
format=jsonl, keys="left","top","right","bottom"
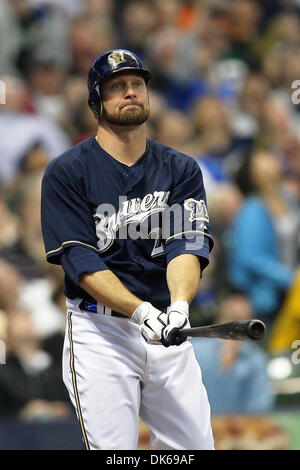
{"left": 124, "top": 83, "right": 137, "bottom": 99}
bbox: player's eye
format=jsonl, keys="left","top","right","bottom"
{"left": 111, "top": 82, "right": 122, "bottom": 90}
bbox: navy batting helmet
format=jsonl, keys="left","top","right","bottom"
{"left": 88, "top": 49, "right": 152, "bottom": 119}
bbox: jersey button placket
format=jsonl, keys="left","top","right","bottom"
{"left": 123, "top": 172, "right": 132, "bottom": 194}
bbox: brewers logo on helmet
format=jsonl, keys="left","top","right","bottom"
{"left": 88, "top": 49, "right": 152, "bottom": 119}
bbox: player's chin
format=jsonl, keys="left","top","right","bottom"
{"left": 118, "top": 108, "right": 149, "bottom": 126}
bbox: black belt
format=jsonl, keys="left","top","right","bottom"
{"left": 79, "top": 300, "right": 127, "bottom": 318}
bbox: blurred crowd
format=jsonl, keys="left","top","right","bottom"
{"left": 0, "top": 0, "right": 300, "bottom": 424}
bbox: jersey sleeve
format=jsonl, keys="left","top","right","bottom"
{"left": 163, "top": 158, "right": 214, "bottom": 272}
{"left": 41, "top": 159, "right": 105, "bottom": 270}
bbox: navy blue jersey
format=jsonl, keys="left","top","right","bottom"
{"left": 41, "top": 136, "right": 213, "bottom": 310}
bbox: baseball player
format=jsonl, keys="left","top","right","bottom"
{"left": 41, "top": 49, "right": 215, "bottom": 450}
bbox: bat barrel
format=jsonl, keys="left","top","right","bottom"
{"left": 248, "top": 319, "right": 266, "bottom": 340}
{"left": 179, "top": 319, "right": 266, "bottom": 341}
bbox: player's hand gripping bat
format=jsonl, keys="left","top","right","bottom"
{"left": 178, "top": 319, "right": 266, "bottom": 341}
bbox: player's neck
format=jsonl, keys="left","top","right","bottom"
{"left": 96, "top": 123, "right": 147, "bottom": 167}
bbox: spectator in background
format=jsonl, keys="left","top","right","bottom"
{"left": 69, "top": 16, "right": 115, "bottom": 76}
{"left": 192, "top": 96, "right": 232, "bottom": 166}
{"left": 146, "top": 89, "right": 169, "bottom": 139}
{"left": 190, "top": 182, "right": 243, "bottom": 325}
{"left": 258, "top": 101, "right": 300, "bottom": 246}
{"left": 0, "top": 185, "right": 19, "bottom": 253}
{"left": 251, "top": 9, "right": 300, "bottom": 140}
{"left": 145, "top": 12, "right": 234, "bottom": 113}
{"left": 0, "top": 259, "right": 24, "bottom": 312}
{"left": 222, "top": 0, "right": 263, "bottom": 67}
{"left": 144, "top": 2, "right": 230, "bottom": 112}
{"left": 0, "top": 307, "right": 71, "bottom": 419}
{"left": 1, "top": 172, "right": 53, "bottom": 280}
{"left": 25, "top": 46, "right": 70, "bottom": 128}
{"left": 0, "top": 76, "right": 70, "bottom": 186}
{"left": 153, "top": 109, "right": 195, "bottom": 155}
{"left": 63, "top": 76, "right": 92, "bottom": 141}
{"left": 228, "top": 150, "right": 298, "bottom": 323}
{"left": 0, "top": 0, "right": 22, "bottom": 76}
{"left": 71, "top": 98, "right": 98, "bottom": 145}
{"left": 258, "top": 101, "right": 300, "bottom": 187}
{"left": 0, "top": 0, "right": 71, "bottom": 78}
{"left": 281, "top": 136, "right": 300, "bottom": 215}
{"left": 27, "top": 0, "right": 86, "bottom": 20}
{"left": 230, "top": 72, "right": 270, "bottom": 143}
{"left": 0, "top": 172, "right": 65, "bottom": 339}
{"left": 17, "top": 142, "right": 50, "bottom": 176}
{"left": 207, "top": 182, "right": 243, "bottom": 298}
{"left": 259, "top": 100, "right": 296, "bottom": 153}
{"left": 260, "top": 48, "right": 284, "bottom": 92}
{"left": 191, "top": 96, "right": 251, "bottom": 184}
{"left": 118, "top": 0, "right": 158, "bottom": 58}
{"left": 192, "top": 291, "right": 274, "bottom": 415}
{"left": 266, "top": 48, "right": 300, "bottom": 135}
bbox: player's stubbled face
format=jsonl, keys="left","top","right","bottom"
{"left": 100, "top": 73, "right": 150, "bottom": 126}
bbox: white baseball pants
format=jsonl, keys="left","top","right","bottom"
{"left": 62, "top": 305, "right": 215, "bottom": 450}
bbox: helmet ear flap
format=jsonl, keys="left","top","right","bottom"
{"left": 88, "top": 85, "right": 102, "bottom": 120}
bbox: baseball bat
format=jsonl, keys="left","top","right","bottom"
{"left": 178, "top": 319, "right": 266, "bottom": 341}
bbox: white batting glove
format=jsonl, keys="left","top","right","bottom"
{"left": 161, "top": 300, "right": 191, "bottom": 347}
{"left": 131, "top": 302, "right": 167, "bottom": 344}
